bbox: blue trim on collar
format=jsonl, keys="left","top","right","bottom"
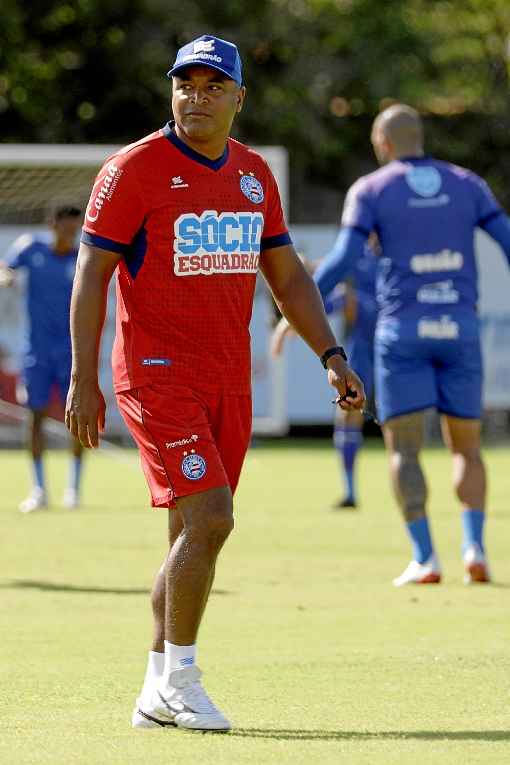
{"left": 162, "top": 122, "right": 229, "bottom": 171}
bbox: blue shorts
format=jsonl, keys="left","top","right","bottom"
{"left": 375, "top": 322, "right": 482, "bottom": 423}
{"left": 346, "top": 334, "right": 374, "bottom": 399}
{"left": 23, "top": 350, "right": 72, "bottom": 410}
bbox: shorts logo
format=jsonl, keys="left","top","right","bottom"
{"left": 166, "top": 434, "right": 199, "bottom": 449}
{"left": 86, "top": 162, "right": 123, "bottom": 223}
{"left": 240, "top": 174, "right": 264, "bottom": 204}
{"left": 418, "top": 315, "right": 459, "bottom": 339}
{"left": 411, "top": 249, "right": 463, "bottom": 274}
{"left": 406, "top": 166, "right": 442, "bottom": 198}
{"left": 181, "top": 453, "right": 207, "bottom": 480}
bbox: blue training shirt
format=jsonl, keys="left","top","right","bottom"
{"left": 5, "top": 234, "right": 77, "bottom": 354}
{"left": 342, "top": 156, "right": 502, "bottom": 322}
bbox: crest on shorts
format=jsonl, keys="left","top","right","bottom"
{"left": 181, "top": 453, "right": 207, "bottom": 481}
{"left": 240, "top": 174, "right": 264, "bottom": 204}
{"left": 406, "top": 166, "right": 442, "bottom": 198}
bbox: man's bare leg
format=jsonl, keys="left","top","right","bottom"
{"left": 135, "top": 488, "right": 233, "bottom": 727}
{"left": 441, "top": 415, "right": 489, "bottom": 582}
{"left": 165, "top": 485, "right": 233, "bottom": 647}
{"left": 383, "top": 412, "right": 440, "bottom": 584}
{"left": 151, "top": 509, "right": 184, "bottom": 653}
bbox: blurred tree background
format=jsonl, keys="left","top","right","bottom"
{"left": 1, "top": 0, "right": 509, "bottom": 221}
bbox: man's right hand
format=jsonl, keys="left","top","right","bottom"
{"left": 0, "top": 267, "right": 14, "bottom": 288}
{"left": 65, "top": 377, "right": 106, "bottom": 448}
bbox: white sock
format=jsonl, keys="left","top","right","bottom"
{"left": 161, "top": 640, "right": 196, "bottom": 686}
{"left": 140, "top": 650, "right": 164, "bottom": 704}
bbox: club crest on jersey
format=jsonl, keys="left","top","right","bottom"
{"left": 406, "top": 166, "right": 442, "bottom": 198}
{"left": 181, "top": 453, "right": 207, "bottom": 481}
{"left": 240, "top": 174, "right": 264, "bottom": 204}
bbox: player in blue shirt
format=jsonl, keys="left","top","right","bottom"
{"left": 314, "top": 104, "right": 510, "bottom": 585}
{"left": 0, "top": 205, "right": 84, "bottom": 512}
{"left": 272, "top": 245, "right": 377, "bottom": 508}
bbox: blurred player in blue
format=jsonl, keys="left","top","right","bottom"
{"left": 314, "top": 104, "right": 510, "bottom": 585}
{"left": 0, "top": 205, "right": 84, "bottom": 512}
{"left": 272, "top": 244, "right": 377, "bottom": 508}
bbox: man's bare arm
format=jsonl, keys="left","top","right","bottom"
{"left": 259, "top": 243, "right": 365, "bottom": 409}
{"left": 65, "top": 243, "right": 121, "bottom": 448}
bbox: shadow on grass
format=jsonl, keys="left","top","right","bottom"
{"left": 232, "top": 728, "right": 510, "bottom": 742}
{"left": 0, "top": 579, "right": 232, "bottom": 597}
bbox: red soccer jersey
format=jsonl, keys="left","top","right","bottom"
{"left": 82, "top": 122, "right": 291, "bottom": 394}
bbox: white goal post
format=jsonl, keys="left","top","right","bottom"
{"left": 0, "top": 142, "right": 289, "bottom": 439}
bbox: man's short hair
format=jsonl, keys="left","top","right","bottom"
{"left": 50, "top": 204, "right": 82, "bottom": 222}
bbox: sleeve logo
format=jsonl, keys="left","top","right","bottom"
{"left": 86, "top": 162, "right": 123, "bottom": 223}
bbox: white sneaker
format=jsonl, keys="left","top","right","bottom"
{"left": 463, "top": 543, "right": 490, "bottom": 584}
{"left": 62, "top": 487, "right": 80, "bottom": 510}
{"left": 135, "top": 666, "right": 231, "bottom": 732}
{"left": 393, "top": 555, "right": 441, "bottom": 587}
{"left": 19, "top": 487, "right": 47, "bottom": 513}
{"left": 131, "top": 701, "right": 175, "bottom": 729}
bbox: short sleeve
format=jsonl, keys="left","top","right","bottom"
{"left": 469, "top": 173, "right": 503, "bottom": 229}
{"left": 341, "top": 178, "right": 375, "bottom": 235}
{"left": 260, "top": 166, "right": 292, "bottom": 251}
{"left": 81, "top": 152, "right": 146, "bottom": 254}
{"left": 4, "top": 234, "right": 33, "bottom": 269}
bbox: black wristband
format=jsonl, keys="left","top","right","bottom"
{"left": 320, "top": 345, "right": 347, "bottom": 369}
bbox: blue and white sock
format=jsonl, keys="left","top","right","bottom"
{"left": 334, "top": 424, "right": 362, "bottom": 501}
{"left": 68, "top": 456, "right": 82, "bottom": 493}
{"left": 32, "top": 457, "right": 45, "bottom": 493}
{"left": 161, "top": 640, "right": 196, "bottom": 687}
{"left": 406, "top": 517, "right": 434, "bottom": 564}
{"left": 462, "top": 508, "right": 485, "bottom": 554}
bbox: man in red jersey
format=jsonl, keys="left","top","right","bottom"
{"left": 66, "top": 35, "right": 365, "bottom": 732}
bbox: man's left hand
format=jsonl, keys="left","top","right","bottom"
{"left": 326, "top": 355, "right": 366, "bottom": 411}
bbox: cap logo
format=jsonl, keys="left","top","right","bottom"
{"left": 194, "top": 39, "right": 215, "bottom": 54}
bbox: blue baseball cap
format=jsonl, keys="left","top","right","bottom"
{"left": 167, "top": 35, "right": 243, "bottom": 86}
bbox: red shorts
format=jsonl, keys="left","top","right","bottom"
{"left": 116, "top": 383, "right": 252, "bottom": 508}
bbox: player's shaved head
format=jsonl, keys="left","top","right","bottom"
{"left": 371, "top": 104, "right": 424, "bottom": 164}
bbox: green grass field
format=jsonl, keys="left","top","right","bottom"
{"left": 1, "top": 440, "right": 509, "bottom": 765}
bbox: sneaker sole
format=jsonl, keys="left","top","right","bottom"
{"left": 132, "top": 708, "right": 176, "bottom": 729}
{"left": 465, "top": 562, "right": 490, "bottom": 584}
{"left": 393, "top": 572, "right": 441, "bottom": 587}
